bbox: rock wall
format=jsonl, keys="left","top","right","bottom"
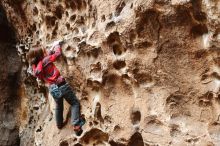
{"left": 0, "top": 3, "right": 21, "bottom": 146}
{"left": 1, "top": 0, "right": 220, "bottom": 146}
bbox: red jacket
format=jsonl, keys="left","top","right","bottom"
{"left": 32, "top": 45, "right": 64, "bottom": 85}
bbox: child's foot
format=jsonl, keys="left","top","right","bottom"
{"left": 79, "top": 115, "right": 86, "bottom": 127}
{"left": 73, "top": 116, "right": 86, "bottom": 136}
{"left": 57, "top": 123, "right": 64, "bottom": 129}
{"left": 73, "top": 125, "right": 83, "bottom": 136}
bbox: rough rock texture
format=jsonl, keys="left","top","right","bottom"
{"left": 0, "top": 4, "right": 21, "bottom": 146}
{"left": 1, "top": 0, "right": 220, "bottom": 146}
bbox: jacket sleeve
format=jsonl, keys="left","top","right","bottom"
{"left": 32, "top": 62, "right": 44, "bottom": 79}
{"left": 48, "top": 45, "right": 62, "bottom": 62}
{"left": 43, "top": 45, "right": 62, "bottom": 64}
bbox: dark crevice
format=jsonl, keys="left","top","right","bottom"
{"left": 127, "top": 132, "right": 144, "bottom": 146}
{"left": 0, "top": 3, "right": 21, "bottom": 146}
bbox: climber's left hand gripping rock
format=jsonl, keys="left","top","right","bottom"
{"left": 48, "top": 40, "right": 64, "bottom": 55}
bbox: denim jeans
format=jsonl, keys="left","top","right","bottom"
{"left": 49, "top": 83, "right": 80, "bottom": 126}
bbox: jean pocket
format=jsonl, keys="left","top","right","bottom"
{"left": 49, "top": 84, "right": 62, "bottom": 98}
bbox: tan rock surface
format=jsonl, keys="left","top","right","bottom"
{"left": 0, "top": 0, "right": 220, "bottom": 145}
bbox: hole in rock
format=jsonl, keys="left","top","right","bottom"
{"left": 66, "top": 23, "right": 70, "bottom": 30}
{"left": 75, "top": 16, "right": 85, "bottom": 26}
{"left": 66, "top": 0, "right": 87, "bottom": 11}
{"left": 191, "top": 24, "right": 208, "bottom": 36}
{"left": 70, "top": 14, "right": 76, "bottom": 21}
{"left": 133, "top": 71, "right": 153, "bottom": 85}
{"left": 36, "top": 126, "right": 42, "bottom": 132}
{"left": 89, "top": 121, "right": 93, "bottom": 127}
{"left": 198, "top": 91, "right": 213, "bottom": 107}
{"left": 76, "top": 0, "right": 83, "bottom": 10}
{"left": 31, "top": 24, "right": 37, "bottom": 32}
{"left": 166, "top": 94, "right": 186, "bottom": 108}
{"left": 45, "top": 15, "right": 56, "bottom": 27}
{"left": 113, "top": 125, "right": 121, "bottom": 132}
{"left": 33, "top": 6, "right": 38, "bottom": 15}
{"left": 40, "top": 0, "right": 45, "bottom": 5}
{"left": 94, "top": 102, "right": 104, "bottom": 122}
{"left": 193, "top": 11, "right": 207, "bottom": 22}
{"left": 109, "top": 140, "right": 126, "bottom": 146}
{"left": 80, "top": 128, "right": 109, "bottom": 144}
{"left": 129, "top": 30, "right": 136, "bottom": 43}
{"left": 69, "top": 1, "right": 77, "bottom": 11}
{"left": 93, "top": 120, "right": 99, "bottom": 125}
{"left": 127, "top": 132, "right": 144, "bottom": 146}
{"left": 73, "top": 28, "right": 79, "bottom": 34}
{"left": 104, "top": 116, "right": 112, "bottom": 123}
{"left": 113, "top": 60, "right": 126, "bottom": 70}
{"left": 134, "top": 41, "right": 152, "bottom": 49}
{"left": 194, "top": 49, "right": 207, "bottom": 59}
{"left": 170, "top": 124, "right": 180, "bottom": 137}
{"left": 92, "top": 21, "right": 96, "bottom": 28}
{"left": 130, "top": 109, "right": 141, "bottom": 125}
{"left": 90, "top": 62, "right": 102, "bottom": 73}
{"left": 87, "top": 47, "right": 101, "bottom": 58}
{"left": 217, "top": 94, "right": 220, "bottom": 103}
{"left": 111, "top": 43, "right": 120, "bottom": 54}
{"left": 52, "top": 32, "right": 57, "bottom": 39}
{"left": 59, "top": 140, "right": 69, "bottom": 146}
{"left": 65, "top": 11, "right": 69, "bottom": 17}
{"left": 115, "top": 1, "right": 125, "bottom": 16}
{"left": 54, "top": 5, "right": 64, "bottom": 19}
{"left": 46, "top": 33, "right": 50, "bottom": 40}
{"left": 201, "top": 74, "right": 208, "bottom": 81}
{"left": 175, "top": 7, "right": 192, "bottom": 26}
{"left": 82, "top": 1, "right": 87, "bottom": 10}
{"left": 107, "top": 32, "right": 125, "bottom": 56}
{"left": 192, "top": 0, "right": 207, "bottom": 21}
{"left": 94, "top": 102, "right": 103, "bottom": 122}
{"left": 109, "top": 13, "right": 113, "bottom": 19}
{"left": 130, "top": 3, "right": 133, "bottom": 9}
{"left": 101, "top": 15, "right": 106, "bottom": 22}
{"left": 73, "top": 37, "right": 80, "bottom": 43}
{"left": 105, "top": 21, "right": 116, "bottom": 31}
{"left": 211, "top": 72, "right": 220, "bottom": 80}
{"left": 136, "top": 9, "right": 159, "bottom": 38}
{"left": 102, "top": 73, "right": 119, "bottom": 86}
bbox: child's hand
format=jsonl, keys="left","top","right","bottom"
{"left": 49, "top": 40, "right": 64, "bottom": 52}
{"left": 52, "top": 40, "right": 61, "bottom": 47}
{"left": 52, "top": 40, "right": 64, "bottom": 47}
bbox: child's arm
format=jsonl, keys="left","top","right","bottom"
{"left": 45, "top": 40, "right": 64, "bottom": 60}
{"left": 48, "top": 45, "right": 62, "bottom": 62}
{"left": 31, "top": 64, "right": 44, "bottom": 87}
{"left": 32, "top": 62, "right": 43, "bottom": 79}
{"left": 39, "top": 44, "right": 62, "bottom": 68}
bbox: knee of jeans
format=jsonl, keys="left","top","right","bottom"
{"left": 75, "top": 99, "right": 80, "bottom": 105}
{"left": 69, "top": 99, "right": 80, "bottom": 106}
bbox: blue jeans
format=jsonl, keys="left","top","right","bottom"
{"left": 49, "top": 83, "right": 80, "bottom": 126}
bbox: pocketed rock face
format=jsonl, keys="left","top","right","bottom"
{"left": 1, "top": 0, "right": 220, "bottom": 146}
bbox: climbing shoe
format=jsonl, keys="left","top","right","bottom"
{"left": 73, "top": 115, "right": 86, "bottom": 136}
{"left": 57, "top": 123, "right": 64, "bottom": 129}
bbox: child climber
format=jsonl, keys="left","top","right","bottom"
{"left": 26, "top": 41, "right": 85, "bottom": 136}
